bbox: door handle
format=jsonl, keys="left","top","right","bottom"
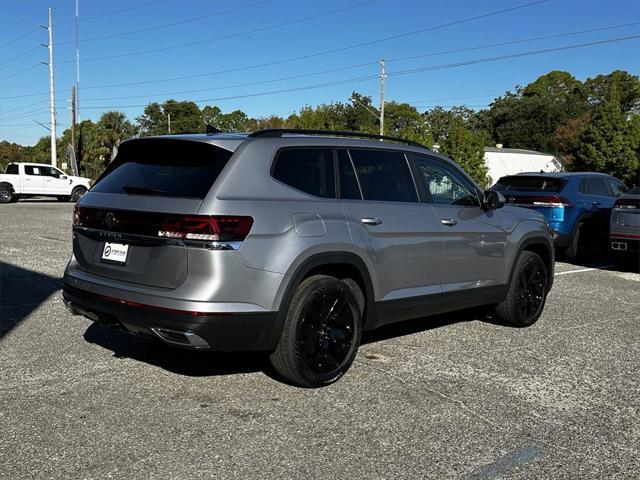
{"left": 440, "top": 218, "right": 457, "bottom": 226}
{"left": 592, "top": 201, "right": 601, "bottom": 207}
{"left": 361, "top": 217, "right": 383, "bottom": 226}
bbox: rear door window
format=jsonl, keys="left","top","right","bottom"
{"left": 91, "top": 139, "right": 233, "bottom": 199}
{"left": 587, "top": 177, "right": 610, "bottom": 196}
{"left": 272, "top": 148, "right": 335, "bottom": 198}
{"left": 24, "top": 166, "right": 41, "bottom": 176}
{"left": 494, "top": 176, "right": 565, "bottom": 192}
{"left": 348, "top": 149, "right": 418, "bottom": 203}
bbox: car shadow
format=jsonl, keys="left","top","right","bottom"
{"left": 83, "top": 306, "right": 491, "bottom": 380}
{"left": 362, "top": 307, "right": 490, "bottom": 345}
{"left": 83, "top": 322, "right": 270, "bottom": 377}
{"left": 559, "top": 249, "right": 640, "bottom": 273}
{"left": 0, "top": 261, "right": 62, "bottom": 339}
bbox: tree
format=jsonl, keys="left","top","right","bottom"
{"left": 0, "top": 141, "right": 33, "bottom": 172}
{"left": 585, "top": 70, "right": 640, "bottom": 114}
{"left": 571, "top": 96, "right": 640, "bottom": 185}
{"left": 423, "top": 107, "right": 488, "bottom": 185}
{"left": 137, "top": 99, "right": 203, "bottom": 135}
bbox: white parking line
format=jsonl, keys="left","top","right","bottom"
{"left": 555, "top": 265, "right": 614, "bottom": 276}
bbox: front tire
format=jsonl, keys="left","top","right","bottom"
{"left": 494, "top": 251, "right": 548, "bottom": 327}
{"left": 69, "top": 186, "right": 87, "bottom": 203}
{"left": 0, "top": 186, "right": 14, "bottom": 204}
{"left": 269, "top": 275, "right": 363, "bottom": 388}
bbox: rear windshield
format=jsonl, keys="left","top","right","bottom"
{"left": 493, "top": 175, "right": 566, "bottom": 193}
{"left": 91, "top": 139, "right": 233, "bottom": 199}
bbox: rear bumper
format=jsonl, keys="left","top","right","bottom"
{"left": 609, "top": 235, "right": 640, "bottom": 254}
{"left": 62, "top": 283, "right": 280, "bottom": 351}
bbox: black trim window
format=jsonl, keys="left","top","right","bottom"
{"left": 587, "top": 177, "right": 610, "bottom": 197}
{"left": 6, "top": 164, "right": 18, "bottom": 175}
{"left": 413, "top": 155, "right": 480, "bottom": 207}
{"left": 273, "top": 148, "right": 335, "bottom": 198}
{"left": 24, "top": 165, "right": 43, "bottom": 176}
{"left": 348, "top": 149, "right": 418, "bottom": 203}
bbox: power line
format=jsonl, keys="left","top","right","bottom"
{"left": 0, "top": 27, "right": 39, "bottom": 49}
{"left": 58, "top": 0, "right": 273, "bottom": 45}
{"left": 387, "top": 34, "right": 640, "bottom": 78}
{"left": 0, "top": 45, "right": 40, "bottom": 67}
{"left": 54, "top": 0, "right": 171, "bottom": 26}
{"left": 0, "top": 63, "right": 41, "bottom": 82}
{"left": 80, "top": 22, "right": 640, "bottom": 102}
{"left": 0, "top": 99, "right": 47, "bottom": 115}
{"left": 76, "top": 33, "right": 640, "bottom": 110}
{"left": 59, "top": 0, "right": 381, "bottom": 63}
{"left": 79, "top": 0, "right": 553, "bottom": 89}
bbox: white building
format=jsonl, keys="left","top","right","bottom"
{"left": 484, "top": 145, "right": 562, "bottom": 186}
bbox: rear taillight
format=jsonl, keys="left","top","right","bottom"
{"left": 73, "top": 206, "right": 253, "bottom": 242}
{"left": 158, "top": 215, "right": 253, "bottom": 242}
{"left": 614, "top": 198, "right": 639, "bottom": 209}
{"left": 532, "top": 195, "right": 572, "bottom": 208}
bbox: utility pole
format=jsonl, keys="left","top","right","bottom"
{"left": 71, "top": 86, "right": 77, "bottom": 149}
{"left": 75, "top": 0, "right": 80, "bottom": 120}
{"left": 379, "top": 58, "right": 386, "bottom": 137}
{"left": 42, "top": 8, "right": 57, "bottom": 167}
{"left": 167, "top": 113, "right": 171, "bottom": 134}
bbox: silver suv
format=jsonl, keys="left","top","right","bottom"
{"left": 63, "top": 129, "right": 554, "bottom": 387}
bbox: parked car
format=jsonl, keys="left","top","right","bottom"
{"left": 0, "top": 162, "right": 91, "bottom": 203}
{"left": 492, "top": 172, "right": 627, "bottom": 259}
{"left": 610, "top": 186, "right": 640, "bottom": 264}
{"left": 63, "top": 129, "right": 554, "bottom": 387}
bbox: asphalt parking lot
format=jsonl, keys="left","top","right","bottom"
{"left": 1, "top": 201, "right": 639, "bottom": 479}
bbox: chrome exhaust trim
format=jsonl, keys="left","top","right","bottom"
{"left": 149, "top": 327, "right": 210, "bottom": 349}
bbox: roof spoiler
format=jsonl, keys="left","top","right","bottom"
{"left": 247, "top": 128, "right": 430, "bottom": 150}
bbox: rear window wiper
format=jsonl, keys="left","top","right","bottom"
{"left": 122, "top": 185, "right": 168, "bottom": 196}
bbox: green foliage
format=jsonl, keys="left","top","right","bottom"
{"left": 4, "top": 70, "right": 639, "bottom": 185}
{"left": 423, "top": 107, "right": 488, "bottom": 186}
{"left": 572, "top": 98, "right": 640, "bottom": 185}
{"left": 137, "top": 99, "right": 203, "bottom": 135}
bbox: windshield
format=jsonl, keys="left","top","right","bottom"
{"left": 493, "top": 175, "right": 566, "bottom": 193}
{"left": 91, "top": 139, "right": 233, "bottom": 199}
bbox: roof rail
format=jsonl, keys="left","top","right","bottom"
{"left": 247, "top": 129, "right": 430, "bottom": 150}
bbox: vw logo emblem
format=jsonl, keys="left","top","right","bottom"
{"left": 105, "top": 212, "right": 117, "bottom": 229}
{"left": 508, "top": 197, "right": 516, "bottom": 204}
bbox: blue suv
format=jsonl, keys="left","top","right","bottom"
{"left": 492, "top": 172, "right": 627, "bottom": 259}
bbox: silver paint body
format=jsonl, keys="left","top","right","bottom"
{"left": 64, "top": 133, "right": 554, "bottom": 322}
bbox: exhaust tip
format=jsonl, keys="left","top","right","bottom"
{"left": 149, "top": 327, "right": 209, "bottom": 349}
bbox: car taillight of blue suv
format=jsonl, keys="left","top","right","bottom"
{"left": 492, "top": 172, "right": 628, "bottom": 259}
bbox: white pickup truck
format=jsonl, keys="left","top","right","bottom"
{"left": 0, "top": 162, "right": 91, "bottom": 204}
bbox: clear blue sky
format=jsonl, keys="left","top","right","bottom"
{"left": 1, "top": 0, "right": 638, "bottom": 146}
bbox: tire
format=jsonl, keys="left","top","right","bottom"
{"left": 0, "top": 185, "right": 14, "bottom": 204}
{"left": 494, "top": 251, "right": 548, "bottom": 328}
{"left": 269, "top": 275, "right": 363, "bottom": 388}
{"left": 563, "top": 222, "right": 582, "bottom": 260}
{"left": 69, "top": 186, "right": 87, "bottom": 203}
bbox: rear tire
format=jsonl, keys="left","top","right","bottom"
{"left": 70, "top": 186, "right": 87, "bottom": 203}
{"left": 563, "top": 223, "right": 582, "bottom": 260}
{"left": 0, "top": 185, "right": 14, "bottom": 204}
{"left": 494, "top": 251, "right": 548, "bottom": 328}
{"left": 269, "top": 275, "right": 363, "bottom": 388}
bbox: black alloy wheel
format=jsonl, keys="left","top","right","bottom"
{"left": 298, "top": 292, "right": 355, "bottom": 374}
{"left": 516, "top": 260, "right": 546, "bottom": 320}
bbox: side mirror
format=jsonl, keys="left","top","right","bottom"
{"left": 60, "top": 175, "right": 68, "bottom": 180}
{"left": 483, "top": 189, "right": 505, "bottom": 210}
